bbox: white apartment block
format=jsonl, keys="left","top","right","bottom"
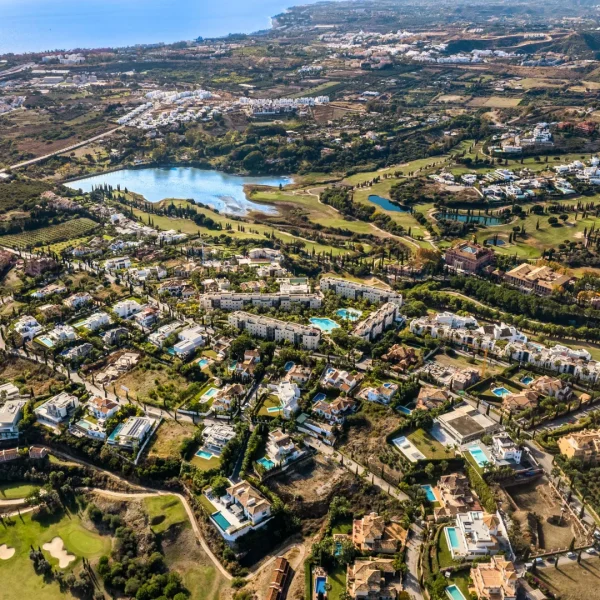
{"left": 200, "top": 292, "right": 322, "bottom": 311}
{"left": 228, "top": 312, "right": 321, "bottom": 350}
{"left": 353, "top": 302, "right": 399, "bottom": 342}
{"left": 320, "top": 277, "right": 403, "bottom": 306}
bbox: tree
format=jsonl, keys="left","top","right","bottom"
{"left": 210, "top": 475, "right": 230, "bottom": 497}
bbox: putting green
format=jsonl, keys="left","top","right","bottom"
{"left": 63, "top": 529, "right": 107, "bottom": 556}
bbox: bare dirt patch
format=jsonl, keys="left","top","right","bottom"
{"left": 537, "top": 557, "right": 600, "bottom": 600}
{"left": 146, "top": 420, "right": 197, "bottom": 459}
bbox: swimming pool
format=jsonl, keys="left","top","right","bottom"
{"left": 397, "top": 405, "right": 412, "bottom": 415}
{"left": 445, "top": 527, "right": 460, "bottom": 550}
{"left": 336, "top": 308, "right": 363, "bottom": 321}
{"left": 334, "top": 541, "right": 342, "bottom": 556}
{"left": 492, "top": 386, "right": 510, "bottom": 397}
{"left": 469, "top": 446, "right": 489, "bottom": 468}
{"left": 107, "top": 422, "right": 124, "bottom": 442}
{"left": 267, "top": 406, "right": 283, "bottom": 413}
{"left": 446, "top": 585, "right": 467, "bottom": 600}
{"left": 198, "top": 358, "right": 210, "bottom": 368}
{"left": 196, "top": 450, "right": 213, "bottom": 460}
{"left": 36, "top": 335, "right": 54, "bottom": 348}
{"left": 421, "top": 484, "right": 436, "bottom": 502}
{"left": 77, "top": 419, "right": 92, "bottom": 430}
{"left": 202, "top": 387, "right": 218, "bottom": 402}
{"left": 257, "top": 457, "right": 275, "bottom": 470}
{"left": 309, "top": 317, "right": 340, "bottom": 333}
{"left": 284, "top": 361, "right": 295, "bottom": 372}
{"left": 521, "top": 376, "right": 534, "bottom": 385}
{"left": 228, "top": 361, "right": 237, "bottom": 371}
{"left": 315, "top": 576, "right": 327, "bottom": 595}
{"left": 212, "top": 511, "right": 232, "bottom": 532}
{"left": 313, "top": 392, "right": 327, "bottom": 403}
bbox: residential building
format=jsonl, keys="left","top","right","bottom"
{"left": 44, "top": 324, "right": 78, "bottom": 345}
{"left": 501, "top": 390, "right": 540, "bottom": 414}
{"left": 504, "top": 263, "right": 572, "bottom": 297}
{"left": 445, "top": 241, "right": 494, "bottom": 273}
{"left": 35, "top": 392, "right": 79, "bottom": 425}
{"left": 224, "top": 480, "right": 272, "bottom": 526}
{"left": 14, "top": 315, "right": 43, "bottom": 341}
{"left": 61, "top": 342, "right": 93, "bottom": 361}
{"left": 471, "top": 555, "right": 519, "bottom": 600}
{"left": 286, "top": 364, "right": 312, "bottom": 386}
{"left": 358, "top": 382, "right": 399, "bottom": 405}
{"left": 352, "top": 512, "right": 406, "bottom": 554}
{"left": 346, "top": 558, "right": 398, "bottom": 600}
{"left": 202, "top": 423, "right": 236, "bottom": 454}
{"left": 436, "top": 404, "right": 498, "bottom": 444}
{"left": 134, "top": 306, "right": 159, "bottom": 328}
{"left": 228, "top": 312, "right": 321, "bottom": 350}
{"left": 0, "top": 383, "right": 21, "bottom": 400}
{"left": 31, "top": 283, "right": 67, "bottom": 299}
{"left": 173, "top": 325, "right": 205, "bottom": 357}
{"left": 313, "top": 396, "right": 356, "bottom": 424}
{"left": 381, "top": 344, "right": 419, "bottom": 372}
{"left": 200, "top": 292, "right": 322, "bottom": 311}
{"left": 108, "top": 416, "right": 153, "bottom": 448}
{"left": 29, "top": 446, "right": 48, "bottom": 460}
{"left": 78, "top": 311, "right": 111, "bottom": 331}
{"left": 320, "top": 277, "right": 403, "bottom": 306}
{"left": 265, "top": 429, "right": 302, "bottom": 465}
{"left": 0, "top": 400, "right": 26, "bottom": 440}
{"left": 64, "top": 292, "right": 93, "bottom": 309}
{"left": 529, "top": 376, "right": 572, "bottom": 401}
{"left": 113, "top": 299, "right": 143, "bottom": 318}
{"left": 0, "top": 448, "right": 20, "bottom": 462}
{"left": 211, "top": 383, "right": 244, "bottom": 414}
{"left": 492, "top": 434, "right": 522, "bottom": 464}
{"left": 434, "top": 473, "right": 480, "bottom": 521}
{"left": 296, "top": 412, "right": 336, "bottom": 444}
{"left": 321, "top": 367, "right": 364, "bottom": 393}
{"left": 104, "top": 256, "right": 131, "bottom": 270}
{"left": 447, "top": 511, "right": 502, "bottom": 559}
{"left": 266, "top": 557, "right": 290, "bottom": 600}
{"left": 88, "top": 397, "right": 119, "bottom": 421}
{"left": 558, "top": 429, "right": 600, "bottom": 463}
{"left": 272, "top": 381, "right": 301, "bottom": 419}
{"left": 353, "top": 302, "right": 399, "bottom": 342}
{"left": 416, "top": 386, "right": 450, "bottom": 411}
{"left": 148, "top": 321, "right": 182, "bottom": 347}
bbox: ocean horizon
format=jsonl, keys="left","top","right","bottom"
{"left": 0, "top": 0, "right": 318, "bottom": 55}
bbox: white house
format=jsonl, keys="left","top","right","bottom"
{"left": 78, "top": 311, "right": 111, "bottom": 331}
{"left": 108, "top": 416, "right": 153, "bottom": 448}
{"left": 64, "top": 292, "right": 93, "bottom": 309}
{"left": 173, "top": 325, "right": 205, "bottom": 357}
{"left": 104, "top": 256, "right": 131, "bottom": 270}
{"left": 0, "top": 400, "right": 26, "bottom": 440}
{"left": 446, "top": 511, "right": 503, "bottom": 559}
{"left": 87, "top": 396, "right": 119, "bottom": 422}
{"left": 14, "top": 315, "right": 43, "bottom": 341}
{"left": 273, "top": 381, "right": 301, "bottom": 419}
{"left": 358, "top": 382, "right": 398, "bottom": 405}
{"left": 492, "top": 434, "right": 522, "bottom": 464}
{"left": 113, "top": 299, "right": 143, "bottom": 319}
{"left": 265, "top": 429, "right": 302, "bottom": 465}
{"left": 35, "top": 392, "right": 79, "bottom": 425}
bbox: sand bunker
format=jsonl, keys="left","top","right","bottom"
{"left": 0, "top": 544, "right": 15, "bottom": 560}
{"left": 42, "top": 537, "right": 75, "bottom": 568}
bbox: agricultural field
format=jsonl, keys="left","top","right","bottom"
{"left": 0, "top": 510, "right": 111, "bottom": 600}
{"left": 468, "top": 96, "right": 522, "bottom": 108}
{"left": 0, "top": 218, "right": 99, "bottom": 249}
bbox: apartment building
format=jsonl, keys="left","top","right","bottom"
{"left": 227, "top": 312, "right": 321, "bottom": 350}
{"left": 352, "top": 302, "right": 399, "bottom": 342}
{"left": 471, "top": 556, "right": 519, "bottom": 600}
{"left": 320, "top": 277, "right": 403, "bottom": 306}
{"left": 504, "top": 263, "right": 572, "bottom": 296}
{"left": 445, "top": 241, "right": 494, "bottom": 273}
{"left": 200, "top": 292, "right": 322, "bottom": 311}
{"left": 558, "top": 429, "right": 600, "bottom": 463}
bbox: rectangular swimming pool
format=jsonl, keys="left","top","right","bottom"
{"left": 445, "top": 527, "right": 460, "bottom": 550}
{"left": 421, "top": 484, "right": 436, "bottom": 502}
{"left": 469, "top": 446, "right": 489, "bottom": 468}
{"left": 196, "top": 450, "right": 213, "bottom": 460}
{"left": 315, "top": 576, "right": 327, "bottom": 595}
{"left": 313, "top": 392, "right": 327, "bottom": 403}
{"left": 267, "top": 406, "right": 283, "bottom": 413}
{"left": 212, "top": 511, "right": 232, "bottom": 532}
{"left": 521, "top": 376, "right": 533, "bottom": 385}
{"left": 446, "top": 585, "right": 467, "bottom": 600}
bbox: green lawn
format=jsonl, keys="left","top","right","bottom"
{"left": 332, "top": 519, "right": 353, "bottom": 535}
{"left": 407, "top": 428, "right": 453, "bottom": 460}
{"left": 328, "top": 564, "right": 347, "bottom": 600}
{"left": 0, "top": 510, "right": 111, "bottom": 600}
{"left": 257, "top": 393, "right": 282, "bottom": 417}
{"left": 190, "top": 450, "right": 221, "bottom": 472}
{"left": 143, "top": 495, "right": 189, "bottom": 534}
{"left": 0, "top": 482, "right": 37, "bottom": 500}
{"left": 198, "top": 495, "right": 217, "bottom": 515}
{"left": 446, "top": 568, "right": 473, "bottom": 599}
{"left": 437, "top": 527, "right": 458, "bottom": 569}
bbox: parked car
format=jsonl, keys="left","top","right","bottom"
{"left": 567, "top": 552, "right": 577, "bottom": 559}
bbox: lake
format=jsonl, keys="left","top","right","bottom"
{"left": 368, "top": 195, "right": 409, "bottom": 212}
{"left": 0, "top": 0, "right": 321, "bottom": 54}
{"left": 66, "top": 167, "right": 292, "bottom": 215}
{"left": 436, "top": 212, "right": 503, "bottom": 226}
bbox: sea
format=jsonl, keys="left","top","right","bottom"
{"left": 0, "top": 0, "right": 319, "bottom": 55}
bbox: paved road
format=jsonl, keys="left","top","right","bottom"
{"left": 304, "top": 437, "right": 409, "bottom": 501}
{"left": 405, "top": 523, "right": 424, "bottom": 600}
{"left": 0, "top": 126, "right": 124, "bottom": 173}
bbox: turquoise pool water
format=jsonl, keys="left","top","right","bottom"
{"left": 469, "top": 446, "right": 489, "bottom": 468}
{"left": 196, "top": 450, "right": 213, "bottom": 459}
{"left": 202, "top": 387, "right": 218, "bottom": 400}
{"left": 309, "top": 317, "right": 340, "bottom": 333}
{"left": 107, "top": 422, "right": 124, "bottom": 442}
{"left": 257, "top": 457, "right": 275, "bottom": 470}
{"left": 313, "top": 392, "right": 327, "bottom": 403}
{"left": 36, "top": 335, "right": 54, "bottom": 348}
{"left": 228, "top": 361, "right": 237, "bottom": 371}
{"left": 421, "top": 484, "right": 436, "bottom": 502}
{"left": 368, "top": 194, "right": 409, "bottom": 212}
{"left": 336, "top": 308, "right": 363, "bottom": 321}
{"left": 212, "top": 511, "right": 232, "bottom": 531}
{"left": 446, "top": 585, "right": 467, "bottom": 600}
{"left": 267, "top": 406, "right": 283, "bottom": 413}
{"left": 284, "top": 361, "right": 295, "bottom": 371}
{"left": 315, "top": 576, "right": 327, "bottom": 595}
{"left": 198, "top": 358, "right": 210, "bottom": 368}
{"left": 397, "top": 405, "right": 412, "bottom": 415}
{"left": 492, "top": 386, "right": 510, "bottom": 397}
{"left": 446, "top": 527, "right": 460, "bottom": 549}
{"left": 521, "top": 376, "right": 534, "bottom": 385}
{"left": 77, "top": 419, "right": 92, "bottom": 430}
{"left": 67, "top": 167, "right": 293, "bottom": 216}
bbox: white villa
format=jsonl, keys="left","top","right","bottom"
{"left": 202, "top": 423, "right": 236, "bottom": 455}
{"left": 14, "top": 315, "right": 43, "bottom": 341}
{"left": 492, "top": 434, "right": 522, "bottom": 464}
{"left": 265, "top": 429, "right": 302, "bottom": 466}
{"left": 445, "top": 511, "right": 503, "bottom": 559}
{"left": 173, "top": 325, "right": 205, "bottom": 357}
{"left": 271, "top": 381, "right": 301, "bottom": 419}
{"left": 113, "top": 299, "right": 143, "bottom": 319}
{"left": 108, "top": 416, "right": 153, "bottom": 448}
{"left": 0, "top": 399, "right": 26, "bottom": 440}
{"left": 35, "top": 392, "right": 79, "bottom": 426}
{"left": 78, "top": 311, "right": 111, "bottom": 331}
{"left": 358, "top": 382, "right": 399, "bottom": 405}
